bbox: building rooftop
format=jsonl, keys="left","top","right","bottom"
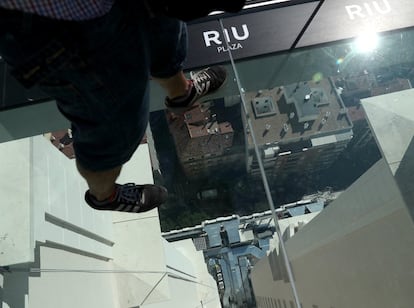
{"left": 284, "top": 82, "right": 323, "bottom": 123}
{"left": 244, "top": 78, "right": 352, "bottom": 148}
{"left": 338, "top": 73, "right": 412, "bottom": 107}
{"left": 187, "top": 120, "right": 233, "bottom": 138}
{"left": 371, "top": 78, "right": 412, "bottom": 96}
{"left": 168, "top": 102, "right": 234, "bottom": 160}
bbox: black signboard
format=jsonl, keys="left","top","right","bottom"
{"left": 185, "top": 0, "right": 414, "bottom": 70}
{"left": 184, "top": 2, "right": 320, "bottom": 69}
{"left": 297, "top": 0, "right": 414, "bottom": 47}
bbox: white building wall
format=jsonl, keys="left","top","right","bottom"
{"left": 109, "top": 144, "right": 221, "bottom": 308}
{"left": 110, "top": 144, "right": 171, "bottom": 307}
{"left": 0, "top": 138, "right": 32, "bottom": 266}
{"left": 251, "top": 89, "right": 414, "bottom": 308}
{"left": 31, "top": 135, "right": 114, "bottom": 259}
{"left": 28, "top": 246, "right": 119, "bottom": 308}
{"left": 111, "top": 210, "right": 170, "bottom": 308}
{"left": 0, "top": 135, "right": 115, "bottom": 267}
{"left": 1, "top": 135, "right": 220, "bottom": 308}
{"left": 252, "top": 158, "right": 414, "bottom": 308}
{"left": 168, "top": 239, "right": 221, "bottom": 308}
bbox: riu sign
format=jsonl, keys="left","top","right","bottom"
{"left": 202, "top": 24, "right": 249, "bottom": 53}
{"left": 345, "top": 0, "right": 391, "bottom": 20}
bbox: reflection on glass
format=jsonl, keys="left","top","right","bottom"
{"left": 242, "top": 26, "right": 414, "bottom": 308}
{"left": 353, "top": 30, "right": 379, "bottom": 54}
{"left": 147, "top": 25, "right": 414, "bottom": 308}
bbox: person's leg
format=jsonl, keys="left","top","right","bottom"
{"left": 157, "top": 66, "right": 228, "bottom": 114}
{"left": 0, "top": 4, "right": 167, "bottom": 213}
{"left": 63, "top": 4, "right": 168, "bottom": 212}
{"left": 147, "top": 15, "right": 227, "bottom": 114}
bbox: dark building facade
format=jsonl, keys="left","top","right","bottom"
{"left": 167, "top": 102, "right": 244, "bottom": 179}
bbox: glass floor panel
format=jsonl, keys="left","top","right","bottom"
{"left": 1, "top": 2, "right": 414, "bottom": 308}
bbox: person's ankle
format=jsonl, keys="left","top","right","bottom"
{"left": 168, "top": 80, "right": 193, "bottom": 101}
{"left": 90, "top": 186, "right": 118, "bottom": 202}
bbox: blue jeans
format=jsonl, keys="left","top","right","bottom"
{"left": 0, "top": 2, "right": 187, "bottom": 171}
